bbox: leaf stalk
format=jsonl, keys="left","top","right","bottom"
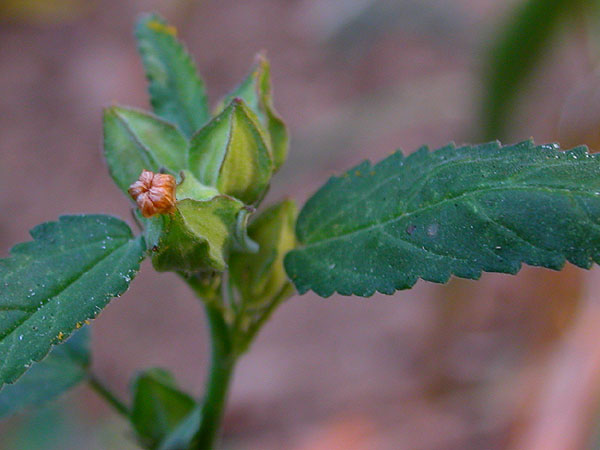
{"left": 88, "top": 374, "right": 129, "bottom": 418}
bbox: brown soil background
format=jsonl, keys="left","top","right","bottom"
{"left": 2, "top": 1, "right": 600, "bottom": 449}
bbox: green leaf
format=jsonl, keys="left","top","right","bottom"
{"left": 146, "top": 196, "right": 247, "bottom": 272}
{"left": 481, "top": 0, "right": 590, "bottom": 139}
{"left": 230, "top": 199, "right": 297, "bottom": 306}
{"left": 0, "top": 327, "right": 90, "bottom": 418}
{"left": 103, "top": 106, "right": 188, "bottom": 194}
{"left": 135, "top": 13, "right": 210, "bottom": 138}
{"left": 131, "top": 368, "right": 196, "bottom": 450}
{"left": 158, "top": 405, "right": 201, "bottom": 450}
{"left": 285, "top": 141, "right": 600, "bottom": 297}
{"left": 217, "top": 54, "right": 289, "bottom": 171}
{"left": 0, "top": 215, "right": 145, "bottom": 387}
{"left": 189, "top": 98, "right": 273, "bottom": 205}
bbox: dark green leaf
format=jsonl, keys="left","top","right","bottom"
{"left": 136, "top": 13, "right": 210, "bottom": 138}
{"left": 481, "top": 0, "right": 590, "bottom": 139}
{"left": 131, "top": 368, "right": 196, "bottom": 450}
{"left": 103, "top": 106, "right": 188, "bottom": 195}
{"left": 0, "top": 215, "right": 145, "bottom": 387}
{"left": 285, "top": 141, "right": 600, "bottom": 297}
{"left": 0, "top": 327, "right": 90, "bottom": 418}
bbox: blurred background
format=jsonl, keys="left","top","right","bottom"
{"left": 3, "top": 0, "right": 600, "bottom": 448}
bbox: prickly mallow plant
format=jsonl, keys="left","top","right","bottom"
{"left": 2, "top": 12, "right": 600, "bottom": 450}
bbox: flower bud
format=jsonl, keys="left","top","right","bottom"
{"left": 128, "top": 170, "right": 176, "bottom": 217}
{"left": 138, "top": 170, "right": 258, "bottom": 274}
{"left": 216, "top": 53, "right": 288, "bottom": 172}
{"left": 188, "top": 98, "right": 272, "bottom": 205}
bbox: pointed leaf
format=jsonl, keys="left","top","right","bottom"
{"left": 217, "top": 54, "right": 288, "bottom": 171}
{"left": 189, "top": 98, "right": 273, "bottom": 205}
{"left": 285, "top": 141, "right": 600, "bottom": 297}
{"left": 135, "top": 13, "right": 210, "bottom": 137}
{"left": 0, "top": 215, "right": 145, "bottom": 387}
{"left": 131, "top": 368, "right": 196, "bottom": 450}
{"left": 103, "top": 106, "right": 188, "bottom": 194}
{"left": 0, "top": 327, "right": 90, "bottom": 418}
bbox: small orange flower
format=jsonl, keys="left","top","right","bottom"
{"left": 128, "top": 170, "right": 176, "bottom": 217}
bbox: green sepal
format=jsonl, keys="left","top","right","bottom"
{"left": 144, "top": 196, "right": 250, "bottom": 273}
{"left": 176, "top": 170, "right": 220, "bottom": 202}
{"left": 188, "top": 98, "right": 273, "bottom": 205}
{"left": 130, "top": 368, "right": 196, "bottom": 450}
{"left": 233, "top": 206, "right": 259, "bottom": 253}
{"left": 230, "top": 199, "right": 297, "bottom": 307}
{"left": 0, "top": 327, "right": 90, "bottom": 418}
{"left": 135, "top": 13, "right": 210, "bottom": 138}
{"left": 216, "top": 53, "right": 289, "bottom": 171}
{"left": 103, "top": 106, "right": 188, "bottom": 194}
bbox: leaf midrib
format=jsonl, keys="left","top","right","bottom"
{"left": 143, "top": 29, "right": 207, "bottom": 134}
{"left": 302, "top": 152, "right": 594, "bottom": 243}
{"left": 301, "top": 184, "right": 600, "bottom": 248}
{"left": 0, "top": 240, "right": 127, "bottom": 342}
{"left": 0, "top": 238, "right": 139, "bottom": 383}
{"left": 0, "top": 237, "right": 130, "bottom": 311}
{"left": 113, "top": 109, "right": 161, "bottom": 170}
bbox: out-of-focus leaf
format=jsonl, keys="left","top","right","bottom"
{"left": 136, "top": 13, "right": 210, "bottom": 138}
{"left": 158, "top": 405, "right": 201, "bottom": 450}
{"left": 285, "top": 141, "right": 600, "bottom": 297}
{"left": 131, "top": 368, "right": 196, "bottom": 450}
{"left": 0, "top": 327, "right": 90, "bottom": 418}
{"left": 0, "top": 215, "right": 145, "bottom": 387}
{"left": 481, "top": 0, "right": 591, "bottom": 139}
{"left": 0, "top": 0, "right": 90, "bottom": 24}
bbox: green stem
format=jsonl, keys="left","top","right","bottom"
{"left": 88, "top": 375, "right": 129, "bottom": 417}
{"left": 195, "top": 304, "right": 236, "bottom": 449}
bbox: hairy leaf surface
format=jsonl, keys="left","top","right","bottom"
{"left": 0, "top": 215, "right": 145, "bottom": 386}
{"left": 285, "top": 141, "right": 600, "bottom": 297}
{"left": 0, "top": 327, "right": 90, "bottom": 417}
{"left": 136, "top": 13, "right": 210, "bottom": 137}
